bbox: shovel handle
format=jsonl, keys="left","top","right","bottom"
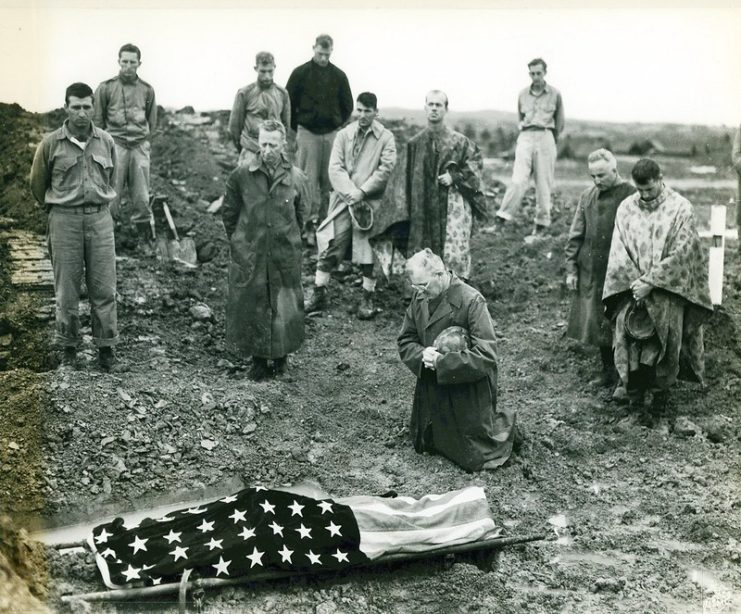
{"left": 162, "top": 202, "right": 180, "bottom": 241}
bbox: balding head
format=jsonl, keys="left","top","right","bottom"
{"left": 405, "top": 249, "right": 449, "bottom": 299}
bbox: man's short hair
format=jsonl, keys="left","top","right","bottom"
{"left": 528, "top": 57, "right": 547, "bottom": 72}
{"left": 631, "top": 158, "right": 662, "bottom": 184}
{"left": 259, "top": 119, "right": 286, "bottom": 139}
{"left": 65, "top": 82, "right": 94, "bottom": 105}
{"left": 405, "top": 248, "right": 446, "bottom": 276}
{"left": 425, "top": 90, "right": 449, "bottom": 109}
{"left": 119, "top": 43, "right": 141, "bottom": 60}
{"left": 255, "top": 51, "right": 275, "bottom": 66}
{"left": 315, "top": 34, "right": 333, "bottom": 49}
{"left": 356, "top": 92, "right": 378, "bottom": 110}
{"left": 587, "top": 148, "right": 617, "bottom": 166}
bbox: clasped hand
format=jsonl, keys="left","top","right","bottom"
{"left": 437, "top": 172, "right": 453, "bottom": 187}
{"left": 422, "top": 346, "right": 441, "bottom": 370}
{"left": 630, "top": 279, "right": 653, "bottom": 303}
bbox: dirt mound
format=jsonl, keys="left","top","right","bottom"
{"left": 0, "top": 516, "right": 49, "bottom": 613}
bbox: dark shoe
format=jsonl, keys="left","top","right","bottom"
{"left": 98, "top": 347, "right": 116, "bottom": 372}
{"left": 272, "top": 356, "right": 287, "bottom": 376}
{"left": 60, "top": 346, "right": 77, "bottom": 368}
{"left": 248, "top": 357, "right": 271, "bottom": 381}
{"left": 305, "top": 285, "right": 328, "bottom": 313}
{"left": 651, "top": 389, "right": 670, "bottom": 414}
{"left": 357, "top": 290, "right": 376, "bottom": 320}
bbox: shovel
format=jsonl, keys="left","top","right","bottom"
{"left": 160, "top": 202, "right": 198, "bottom": 267}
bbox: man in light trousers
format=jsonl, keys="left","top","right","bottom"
{"left": 30, "top": 82, "right": 119, "bottom": 371}
{"left": 94, "top": 43, "right": 157, "bottom": 249}
{"left": 488, "top": 58, "right": 564, "bottom": 243}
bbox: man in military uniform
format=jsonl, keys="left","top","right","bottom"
{"left": 94, "top": 43, "right": 157, "bottom": 247}
{"left": 30, "top": 82, "right": 119, "bottom": 371}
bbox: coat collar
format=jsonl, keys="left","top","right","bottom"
{"left": 58, "top": 120, "right": 102, "bottom": 141}
{"left": 350, "top": 119, "right": 384, "bottom": 141}
{"left": 413, "top": 273, "right": 466, "bottom": 329}
{"left": 247, "top": 151, "right": 293, "bottom": 185}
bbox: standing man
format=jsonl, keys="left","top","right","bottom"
{"left": 306, "top": 92, "right": 397, "bottom": 318}
{"left": 30, "top": 82, "right": 119, "bottom": 371}
{"left": 565, "top": 149, "right": 636, "bottom": 391}
{"left": 373, "top": 90, "right": 487, "bottom": 281}
{"left": 603, "top": 159, "right": 712, "bottom": 425}
{"left": 228, "top": 51, "right": 291, "bottom": 167}
{"left": 221, "top": 120, "right": 309, "bottom": 381}
{"left": 94, "top": 43, "right": 157, "bottom": 247}
{"left": 286, "top": 34, "right": 354, "bottom": 245}
{"left": 397, "top": 249, "right": 516, "bottom": 472}
{"left": 489, "top": 58, "right": 564, "bottom": 243}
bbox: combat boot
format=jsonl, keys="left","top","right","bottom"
{"left": 99, "top": 347, "right": 116, "bottom": 372}
{"left": 357, "top": 290, "right": 376, "bottom": 320}
{"left": 248, "top": 357, "right": 272, "bottom": 381}
{"left": 305, "top": 286, "right": 328, "bottom": 313}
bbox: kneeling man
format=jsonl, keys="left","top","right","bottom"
{"left": 397, "top": 249, "right": 516, "bottom": 472}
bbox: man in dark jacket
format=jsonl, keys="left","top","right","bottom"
{"left": 397, "top": 249, "right": 516, "bottom": 472}
{"left": 565, "top": 149, "right": 636, "bottom": 395}
{"left": 221, "top": 120, "right": 309, "bottom": 380}
{"left": 286, "top": 34, "right": 353, "bottom": 244}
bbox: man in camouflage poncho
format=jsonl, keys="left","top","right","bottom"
{"left": 603, "top": 159, "right": 712, "bottom": 424}
{"left": 371, "top": 91, "right": 487, "bottom": 280}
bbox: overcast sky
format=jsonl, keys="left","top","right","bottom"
{"left": 1, "top": 2, "right": 740, "bottom": 126}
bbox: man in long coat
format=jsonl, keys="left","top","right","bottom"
{"left": 603, "top": 159, "right": 712, "bottom": 424}
{"left": 565, "top": 149, "right": 636, "bottom": 390}
{"left": 306, "top": 91, "right": 397, "bottom": 318}
{"left": 222, "top": 120, "right": 309, "bottom": 380}
{"left": 372, "top": 91, "right": 487, "bottom": 280}
{"left": 398, "top": 249, "right": 516, "bottom": 472}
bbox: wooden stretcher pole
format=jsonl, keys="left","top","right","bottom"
{"left": 708, "top": 203, "right": 726, "bottom": 305}
{"left": 60, "top": 533, "right": 547, "bottom": 604}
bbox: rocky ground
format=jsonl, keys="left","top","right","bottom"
{"left": 1, "top": 103, "right": 740, "bottom": 613}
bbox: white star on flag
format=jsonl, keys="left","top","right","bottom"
{"left": 156, "top": 515, "right": 175, "bottom": 523}
{"left": 288, "top": 500, "right": 305, "bottom": 517}
{"left": 163, "top": 530, "right": 182, "bottom": 544}
{"left": 229, "top": 509, "right": 247, "bottom": 523}
{"left": 101, "top": 548, "right": 116, "bottom": 559}
{"left": 220, "top": 495, "right": 238, "bottom": 503}
{"left": 269, "top": 521, "right": 284, "bottom": 536}
{"left": 259, "top": 500, "right": 276, "bottom": 514}
{"left": 318, "top": 501, "right": 334, "bottom": 514}
{"left": 205, "top": 538, "right": 223, "bottom": 551}
{"left": 246, "top": 546, "right": 264, "bottom": 568}
{"left": 238, "top": 526, "right": 256, "bottom": 540}
{"left": 94, "top": 528, "right": 112, "bottom": 544}
{"left": 306, "top": 550, "right": 322, "bottom": 565}
{"left": 212, "top": 556, "right": 231, "bottom": 576}
{"left": 152, "top": 577, "right": 162, "bottom": 586}
{"left": 278, "top": 544, "right": 294, "bottom": 563}
{"left": 129, "top": 536, "right": 148, "bottom": 554}
{"left": 332, "top": 549, "right": 349, "bottom": 563}
{"left": 169, "top": 546, "right": 189, "bottom": 562}
{"left": 296, "top": 524, "right": 312, "bottom": 539}
{"left": 197, "top": 519, "right": 215, "bottom": 533}
{"left": 142, "top": 564, "right": 155, "bottom": 571}
{"left": 186, "top": 507, "right": 208, "bottom": 514}
{"left": 326, "top": 521, "right": 342, "bottom": 537}
{"left": 121, "top": 564, "right": 141, "bottom": 582}
{"left": 255, "top": 485, "right": 267, "bottom": 491}
{"left": 122, "top": 519, "right": 141, "bottom": 530}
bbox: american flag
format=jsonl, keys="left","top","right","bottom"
{"left": 88, "top": 486, "right": 368, "bottom": 589}
{"left": 88, "top": 486, "right": 499, "bottom": 589}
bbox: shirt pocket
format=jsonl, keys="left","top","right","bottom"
{"left": 51, "top": 156, "right": 81, "bottom": 192}
{"left": 91, "top": 154, "right": 114, "bottom": 187}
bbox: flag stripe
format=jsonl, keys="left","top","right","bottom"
{"left": 338, "top": 487, "right": 499, "bottom": 560}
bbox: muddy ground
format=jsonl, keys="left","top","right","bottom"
{"left": 1, "top": 103, "right": 741, "bottom": 613}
